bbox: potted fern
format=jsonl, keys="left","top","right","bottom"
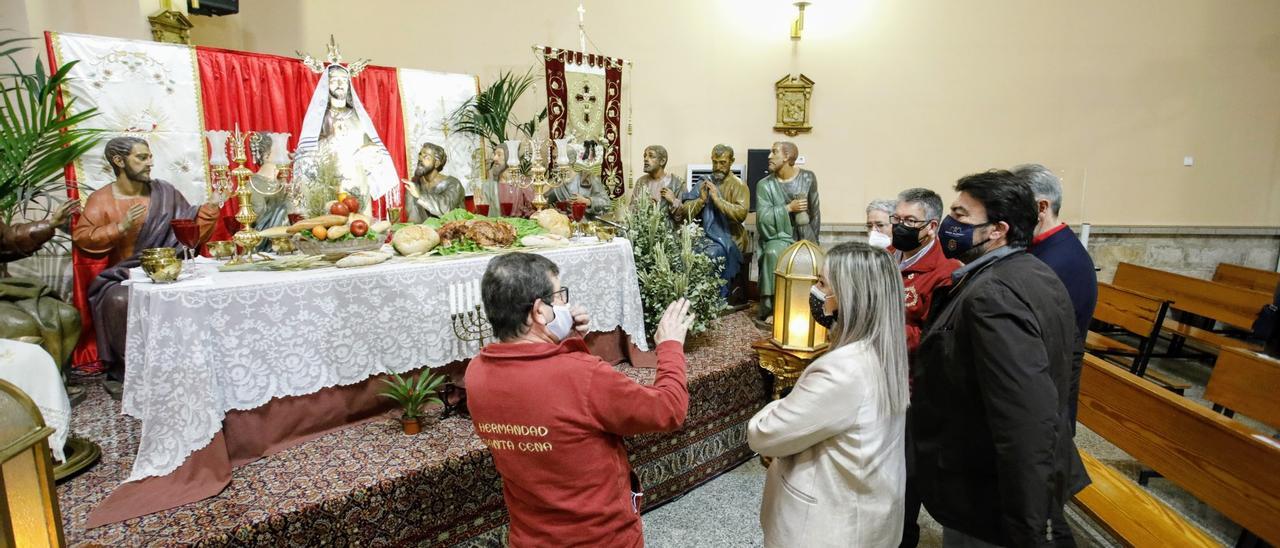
{"left": 379, "top": 370, "right": 446, "bottom": 435}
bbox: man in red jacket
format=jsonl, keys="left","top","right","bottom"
{"left": 466, "top": 252, "right": 695, "bottom": 547}
{"left": 892, "top": 188, "right": 962, "bottom": 355}
{"left": 891, "top": 187, "right": 961, "bottom": 548}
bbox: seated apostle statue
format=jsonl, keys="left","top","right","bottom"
{"left": 71, "top": 136, "right": 221, "bottom": 397}
{"left": 0, "top": 199, "right": 82, "bottom": 373}
{"left": 406, "top": 142, "right": 465, "bottom": 221}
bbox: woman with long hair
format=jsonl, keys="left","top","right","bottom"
{"left": 748, "top": 241, "right": 910, "bottom": 547}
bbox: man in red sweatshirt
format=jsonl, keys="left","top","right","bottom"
{"left": 466, "top": 252, "right": 695, "bottom": 547}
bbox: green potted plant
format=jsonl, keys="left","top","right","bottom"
{"left": 450, "top": 68, "right": 547, "bottom": 175}
{"left": 379, "top": 370, "right": 446, "bottom": 434}
{"left": 622, "top": 195, "right": 727, "bottom": 345}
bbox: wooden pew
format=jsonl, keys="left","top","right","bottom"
{"left": 1078, "top": 353, "right": 1280, "bottom": 545}
{"left": 1213, "top": 263, "right": 1280, "bottom": 294}
{"left": 1073, "top": 451, "right": 1218, "bottom": 547}
{"left": 1087, "top": 283, "right": 1189, "bottom": 393}
{"left": 1204, "top": 347, "right": 1280, "bottom": 431}
{"left": 1112, "top": 262, "right": 1267, "bottom": 353}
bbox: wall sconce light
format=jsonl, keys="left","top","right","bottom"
{"left": 791, "top": 1, "right": 812, "bottom": 41}
{"left": 0, "top": 379, "right": 65, "bottom": 547}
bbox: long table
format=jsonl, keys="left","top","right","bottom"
{"left": 88, "top": 240, "right": 646, "bottom": 526}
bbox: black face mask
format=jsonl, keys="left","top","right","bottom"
{"left": 891, "top": 223, "right": 925, "bottom": 252}
{"left": 809, "top": 286, "right": 838, "bottom": 329}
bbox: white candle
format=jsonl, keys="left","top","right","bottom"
{"left": 465, "top": 282, "right": 475, "bottom": 310}
{"left": 504, "top": 140, "right": 521, "bottom": 168}
{"left": 474, "top": 280, "right": 483, "bottom": 309}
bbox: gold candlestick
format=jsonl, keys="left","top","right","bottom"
{"left": 227, "top": 126, "right": 262, "bottom": 265}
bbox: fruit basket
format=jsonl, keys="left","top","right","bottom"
{"left": 294, "top": 236, "right": 383, "bottom": 261}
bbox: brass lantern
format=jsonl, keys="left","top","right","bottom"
{"left": 771, "top": 240, "right": 828, "bottom": 352}
{"left": 0, "top": 379, "right": 64, "bottom": 547}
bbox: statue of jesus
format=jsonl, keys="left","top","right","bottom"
{"left": 293, "top": 48, "right": 398, "bottom": 215}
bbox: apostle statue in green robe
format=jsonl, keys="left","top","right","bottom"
{"left": 755, "top": 141, "right": 821, "bottom": 322}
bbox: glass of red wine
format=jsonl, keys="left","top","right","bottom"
{"left": 570, "top": 201, "right": 587, "bottom": 237}
{"left": 500, "top": 202, "right": 513, "bottom": 217}
{"left": 476, "top": 203, "right": 490, "bottom": 216}
{"left": 170, "top": 219, "right": 201, "bottom": 262}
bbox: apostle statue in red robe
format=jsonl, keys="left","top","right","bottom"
{"left": 72, "top": 136, "right": 220, "bottom": 398}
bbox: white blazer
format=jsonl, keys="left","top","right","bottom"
{"left": 748, "top": 340, "right": 906, "bottom": 548}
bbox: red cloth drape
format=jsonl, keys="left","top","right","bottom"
{"left": 196, "top": 46, "right": 407, "bottom": 231}
{"left": 47, "top": 32, "right": 106, "bottom": 370}
{"left": 58, "top": 40, "right": 409, "bottom": 370}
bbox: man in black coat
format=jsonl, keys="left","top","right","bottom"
{"left": 911, "top": 170, "right": 1087, "bottom": 547}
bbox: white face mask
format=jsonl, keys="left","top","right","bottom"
{"left": 867, "top": 230, "right": 892, "bottom": 249}
{"left": 543, "top": 303, "right": 575, "bottom": 342}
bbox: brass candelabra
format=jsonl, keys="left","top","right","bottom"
{"left": 451, "top": 305, "right": 493, "bottom": 345}
{"left": 500, "top": 137, "right": 576, "bottom": 211}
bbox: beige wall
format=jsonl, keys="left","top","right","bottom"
{"left": 15, "top": 0, "right": 1280, "bottom": 226}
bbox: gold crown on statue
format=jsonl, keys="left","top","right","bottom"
{"left": 297, "top": 35, "right": 370, "bottom": 77}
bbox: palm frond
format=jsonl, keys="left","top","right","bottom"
{"left": 450, "top": 68, "right": 543, "bottom": 150}
{"left": 1, "top": 35, "right": 102, "bottom": 223}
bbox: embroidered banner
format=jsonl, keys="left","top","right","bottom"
{"left": 50, "top": 32, "right": 208, "bottom": 203}
{"left": 541, "top": 47, "right": 625, "bottom": 197}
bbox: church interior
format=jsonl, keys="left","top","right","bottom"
{"left": 0, "top": 1, "right": 1278, "bottom": 546}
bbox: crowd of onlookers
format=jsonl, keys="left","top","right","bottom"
{"left": 463, "top": 164, "right": 1096, "bottom": 547}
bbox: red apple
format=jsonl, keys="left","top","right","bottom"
{"left": 342, "top": 196, "right": 360, "bottom": 213}
{"left": 330, "top": 202, "right": 350, "bottom": 216}
{"left": 349, "top": 219, "right": 369, "bottom": 237}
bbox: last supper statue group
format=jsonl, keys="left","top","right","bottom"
{"left": 46, "top": 41, "right": 822, "bottom": 399}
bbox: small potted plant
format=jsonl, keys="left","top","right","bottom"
{"left": 379, "top": 371, "right": 446, "bottom": 435}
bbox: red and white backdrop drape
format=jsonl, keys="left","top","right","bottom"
{"left": 47, "top": 32, "right": 479, "bottom": 370}
{"left": 541, "top": 47, "right": 625, "bottom": 197}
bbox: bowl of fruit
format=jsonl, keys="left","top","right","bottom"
{"left": 288, "top": 207, "right": 391, "bottom": 260}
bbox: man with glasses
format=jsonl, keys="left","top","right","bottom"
{"left": 891, "top": 188, "right": 961, "bottom": 548}
{"left": 465, "top": 252, "right": 696, "bottom": 547}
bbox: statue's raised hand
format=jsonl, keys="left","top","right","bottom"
{"left": 51, "top": 200, "right": 81, "bottom": 227}
{"left": 787, "top": 198, "right": 808, "bottom": 213}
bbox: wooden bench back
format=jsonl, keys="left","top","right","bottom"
{"left": 1213, "top": 263, "right": 1280, "bottom": 294}
{"left": 1112, "top": 262, "right": 1270, "bottom": 331}
{"left": 1093, "top": 282, "right": 1167, "bottom": 338}
{"left": 1205, "top": 347, "right": 1280, "bottom": 432}
{"left": 1079, "top": 353, "right": 1280, "bottom": 544}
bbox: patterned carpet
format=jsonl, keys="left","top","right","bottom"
{"left": 58, "top": 311, "right": 769, "bottom": 547}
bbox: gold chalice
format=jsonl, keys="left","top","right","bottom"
{"left": 146, "top": 257, "right": 183, "bottom": 283}
{"left": 208, "top": 241, "right": 235, "bottom": 259}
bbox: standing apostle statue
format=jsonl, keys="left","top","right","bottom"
{"left": 754, "top": 141, "right": 821, "bottom": 322}
{"left": 633, "top": 144, "right": 683, "bottom": 222}
{"left": 676, "top": 144, "right": 749, "bottom": 297}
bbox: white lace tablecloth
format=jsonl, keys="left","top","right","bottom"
{"left": 121, "top": 239, "right": 646, "bottom": 481}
